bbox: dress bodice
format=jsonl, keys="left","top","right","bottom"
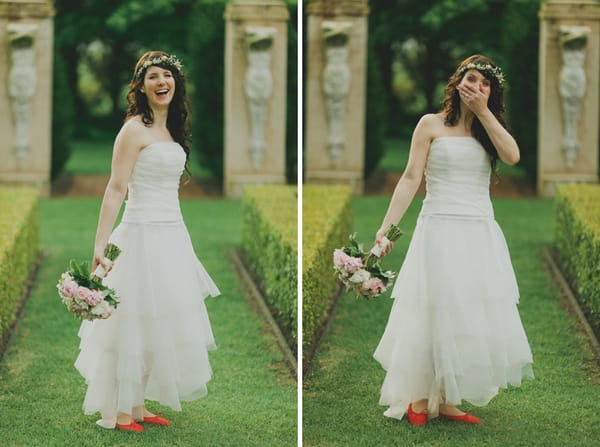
{"left": 121, "top": 142, "right": 186, "bottom": 223}
{"left": 421, "top": 136, "right": 493, "bottom": 218}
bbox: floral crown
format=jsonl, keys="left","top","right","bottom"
{"left": 455, "top": 62, "right": 505, "bottom": 85}
{"left": 135, "top": 54, "right": 183, "bottom": 80}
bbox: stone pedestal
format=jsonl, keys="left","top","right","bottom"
{"left": 304, "top": 0, "right": 369, "bottom": 194}
{"left": 223, "top": 0, "right": 289, "bottom": 198}
{"left": 0, "top": 0, "right": 54, "bottom": 196}
{"left": 538, "top": 0, "right": 600, "bottom": 197}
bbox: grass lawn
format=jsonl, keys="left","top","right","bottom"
{"left": 303, "top": 196, "right": 600, "bottom": 447}
{"left": 0, "top": 198, "right": 296, "bottom": 446}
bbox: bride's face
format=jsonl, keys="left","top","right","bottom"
{"left": 459, "top": 69, "right": 491, "bottom": 98}
{"left": 141, "top": 66, "right": 176, "bottom": 109}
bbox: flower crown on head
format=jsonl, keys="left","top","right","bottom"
{"left": 455, "top": 62, "right": 505, "bottom": 85}
{"left": 135, "top": 54, "right": 183, "bottom": 80}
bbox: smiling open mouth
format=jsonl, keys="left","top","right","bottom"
{"left": 156, "top": 89, "right": 169, "bottom": 96}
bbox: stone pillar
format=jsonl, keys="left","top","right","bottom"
{"left": 0, "top": 0, "right": 54, "bottom": 196}
{"left": 305, "top": 0, "right": 369, "bottom": 194}
{"left": 538, "top": 0, "right": 600, "bottom": 197}
{"left": 224, "top": 0, "right": 289, "bottom": 198}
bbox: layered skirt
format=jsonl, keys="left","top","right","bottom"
{"left": 75, "top": 220, "right": 219, "bottom": 428}
{"left": 373, "top": 214, "right": 534, "bottom": 420}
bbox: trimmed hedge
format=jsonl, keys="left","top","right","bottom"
{"left": 241, "top": 185, "right": 298, "bottom": 351}
{"left": 0, "top": 187, "right": 39, "bottom": 350}
{"left": 302, "top": 185, "right": 352, "bottom": 353}
{"left": 555, "top": 184, "right": 600, "bottom": 332}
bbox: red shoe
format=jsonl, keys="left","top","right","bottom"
{"left": 407, "top": 403, "right": 428, "bottom": 425}
{"left": 142, "top": 415, "right": 171, "bottom": 426}
{"left": 439, "top": 412, "right": 481, "bottom": 424}
{"left": 115, "top": 421, "right": 144, "bottom": 432}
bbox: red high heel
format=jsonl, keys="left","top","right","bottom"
{"left": 439, "top": 412, "right": 481, "bottom": 424}
{"left": 115, "top": 421, "right": 144, "bottom": 432}
{"left": 407, "top": 403, "right": 428, "bottom": 425}
{"left": 142, "top": 415, "right": 171, "bottom": 426}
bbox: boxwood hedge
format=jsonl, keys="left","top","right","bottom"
{"left": 241, "top": 185, "right": 297, "bottom": 351}
{"left": 555, "top": 184, "right": 600, "bottom": 332}
{"left": 0, "top": 187, "right": 39, "bottom": 351}
{"left": 302, "top": 184, "right": 352, "bottom": 357}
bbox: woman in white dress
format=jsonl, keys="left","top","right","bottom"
{"left": 372, "top": 55, "right": 533, "bottom": 425}
{"left": 75, "top": 51, "right": 220, "bottom": 432}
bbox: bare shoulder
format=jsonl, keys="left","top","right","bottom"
{"left": 412, "top": 113, "right": 444, "bottom": 146}
{"left": 113, "top": 117, "right": 147, "bottom": 152}
{"left": 417, "top": 113, "right": 446, "bottom": 135}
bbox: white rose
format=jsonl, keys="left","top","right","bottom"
{"left": 348, "top": 269, "right": 370, "bottom": 284}
{"left": 91, "top": 300, "right": 110, "bottom": 316}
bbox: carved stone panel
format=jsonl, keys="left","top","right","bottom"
{"left": 244, "top": 26, "right": 276, "bottom": 170}
{"left": 321, "top": 21, "right": 352, "bottom": 167}
{"left": 7, "top": 22, "right": 37, "bottom": 169}
{"left": 558, "top": 25, "right": 589, "bottom": 168}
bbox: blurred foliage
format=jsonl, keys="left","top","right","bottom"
{"left": 368, "top": 0, "right": 540, "bottom": 178}
{"left": 51, "top": 43, "right": 75, "bottom": 180}
{"left": 364, "top": 38, "right": 388, "bottom": 178}
{"left": 53, "top": 0, "right": 297, "bottom": 181}
{"left": 188, "top": 1, "right": 297, "bottom": 181}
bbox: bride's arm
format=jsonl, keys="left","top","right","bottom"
{"left": 458, "top": 83, "right": 520, "bottom": 165}
{"left": 374, "top": 115, "right": 434, "bottom": 251}
{"left": 92, "top": 124, "right": 142, "bottom": 271}
{"left": 476, "top": 108, "right": 520, "bottom": 165}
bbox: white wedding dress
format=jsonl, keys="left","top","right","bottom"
{"left": 75, "top": 142, "right": 220, "bottom": 429}
{"left": 374, "top": 136, "right": 533, "bottom": 421}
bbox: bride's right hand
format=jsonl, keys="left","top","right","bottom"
{"left": 374, "top": 228, "right": 394, "bottom": 257}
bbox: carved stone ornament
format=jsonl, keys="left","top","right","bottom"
{"left": 558, "top": 25, "right": 590, "bottom": 168}
{"left": 244, "top": 26, "right": 276, "bottom": 169}
{"left": 7, "top": 23, "right": 38, "bottom": 169}
{"left": 321, "top": 21, "right": 352, "bottom": 167}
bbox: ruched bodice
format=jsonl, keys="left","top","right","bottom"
{"left": 122, "top": 142, "right": 185, "bottom": 223}
{"left": 421, "top": 136, "right": 493, "bottom": 218}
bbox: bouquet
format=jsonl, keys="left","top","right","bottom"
{"left": 57, "top": 243, "right": 122, "bottom": 320}
{"left": 333, "top": 224, "right": 403, "bottom": 299}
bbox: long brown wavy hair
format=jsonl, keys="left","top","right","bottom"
{"left": 440, "top": 54, "right": 508, "bottom": 172}
{"left": 125, "top": 51, "right": 191, "bottom": 175}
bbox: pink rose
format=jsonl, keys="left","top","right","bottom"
{"left": 333, "top": 249, "right": 363, "bottom": 274}
{"left": 63, "top": 280, "right": 78, "bottom": 298}
{"left": 333, "top": 249, "right": 348, "bottom": 268}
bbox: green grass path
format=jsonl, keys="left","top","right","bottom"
{"left": 0, "top": 198, "right": 296, "bottom": 447}
{"left": 303, "top": 196, "right": 600, "bottom": 447}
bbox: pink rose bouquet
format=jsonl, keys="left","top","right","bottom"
{"left": 333, "top": 224, "right": 402, "bottom": 299}
{"left": 57, "top": 243, "right": 121, "bottom": 320}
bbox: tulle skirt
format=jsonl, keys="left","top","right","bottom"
{"left": 373, "top": 214, "right": 533, "bottom": 421}
{"left": 74, "top": 220, "right": 220, "bottom": 428}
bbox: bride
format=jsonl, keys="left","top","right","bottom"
{"left": 74, "top": 51, "right": 220, "bottom": 432}
{"left": 372, "top": 55, "right": 534, "bottom": 425}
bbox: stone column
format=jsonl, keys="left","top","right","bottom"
{"left": 305, "top": 0, "right": 369, "bottom": 194}
{"left": 0, "top": 0, "right": 54, "bottom": 196}
{"left": 224, "top": 0, "right": 289, "bottom": 198}
{"left": 538, "top": 0, "right": 600, "bottom": 197}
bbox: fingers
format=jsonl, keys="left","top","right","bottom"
{"left": 383, "top": 241, "right": 394, "bottom": 256}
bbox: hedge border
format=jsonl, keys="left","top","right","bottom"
{"left": 0, "top": 187, "right": 40, "bottom": 359}
{"left": 302, "top": 185, "right": 353, "bottom": 364}
{"left": 241, "top": 185, "right": 298, "bottom": 353}
{"left": 555, "top": 184, "right": 600, "bottom": 336}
